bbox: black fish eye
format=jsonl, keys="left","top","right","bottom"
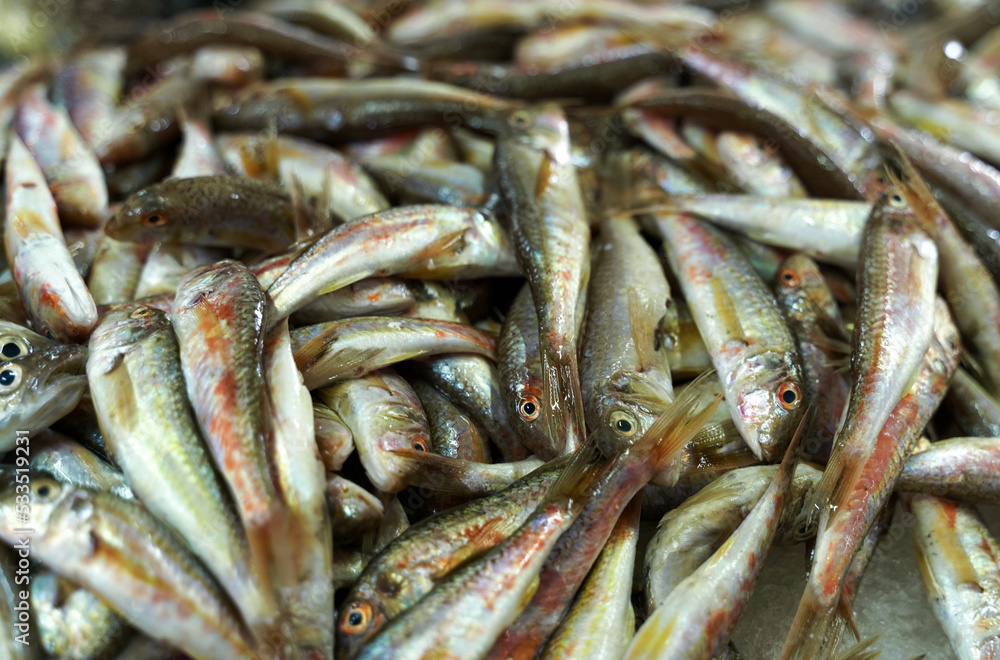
{"left": 616, "top": 418, "right": 632, "bottom": 432}
{"left": 37, "top": 484, "right": 50, "bottom": 497}
{"left": 349, "top": 612, "right": 363, "bottom": 626}
{"left": 2, "top": 342, "right": 21, "bottom": 358}
{"left": 522, "top": 401, "right": 536, "bottom": 415}
{"left": 0, "top": 369, "right": 17, "bottom": 386}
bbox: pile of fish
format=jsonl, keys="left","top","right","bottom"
{"left": 3, "top": 0, "right": 1000, "bottom": 658}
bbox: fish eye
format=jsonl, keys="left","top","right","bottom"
{"left": 412, "top": 439, "right": 428, "bottom": 452}
{"left": 517, "top": 395, "right": 540, "bottom": 422}
{"left": 44, "top": 330, "right": 55, "bottom": 340}
{"left": 341, "top": 602, "right": 373, "bottom": 635}
{"left": 608, "top": 410, "right": 638, "bottom": 437}
{"left": 0, "top": 365, "right": 23, "bottom": 391}
{"left": 509, "top": 110, "right": 532, "bottom": 129}
{"left": 0, "top": 337, "right": 28, "bottom": 360}
{"left": 32, "top": 479, "right": 61, "bottom": 502}
{"left": 141, "top": 212, "right": 167, "bottom": 227}
{"left": 888, "top": 193, "right": 906, "bottom": 207}
{"left": 129, "top": 306, "right": 154, "bottom": 319}
{"left": 777, "top": 381, "right": 802, "bottom": 410}
{"left": 778, "top": 269, "right": 799, "bottom": 287}
{"left": 794, "top": 519, "right": 817, "bottom": 541}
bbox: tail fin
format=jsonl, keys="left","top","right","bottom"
{"left": 539, "top": 343, "right": 587, "bottom": 456}
{"left": 387, "top": 449, "right": 543, "bottom": 496}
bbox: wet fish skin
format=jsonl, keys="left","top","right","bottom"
{"left": 30, "top": 429, "right": 133, "bottom": 500}
{"left": 494, "top": 103, "right": 590, "bottom": 455}
{"left": 774, "top": 254, "right": 850, "bottom": 461}
{"left": 580, "top": 216, "right": 675, "bottom": 459}
{"left": 335, "top": 459, "right": 566, "bottom": 659}
{"left": 290, "top": 316, "right": 497, "bottom": 389}
{"left": 15, "top": 83, "right": 109, "bottom": 228}
{"left": 312, "top": 397, "right": 354, "bottom": 472}
{"left": 896, "top": 437, "right": 1000, "bottom": 504}
{"left": 539, "top": 496, "right": 640, "bottom": 660}
{"left": 411, "top": 378, "right": 490, "bottom": 462}
{"left": 5, "top": 133, "right": 98, "bottom": 342}
{"left": 87, "top": 303, "right": 278, "bottom": 639}
{"left": 646, "top": 212, "right": 804, "bottom": 461}
{"left": 905, "top": 491, "right": 1000, "bottom": 659}
{"left": 326, "top": 474, "right": 384, "bottom": 541}
{"left": 107, "top": 176, "right": 299, "bottom": 250}
{"left": 944, "top": 368, "right": 1000, "bottom": 438}
{"left": 266, "top": 205, "right": 519, "bottom": 323}
{"left": 781, "top": 298, "right": 961, "bottom": 660}
{"left": 812, "top": 182, "right": 939, "bottom": 520}
{"left": 87, "top": 236, "right": 152, "bottom": 306}
{"left": 55, "top": 47, "right": 126, "bottom": 150}
{"left": 318, "top": 368, "right": 430, "bottom": 493}
{"left": 0, "top": 479, "right": 258, "bottom": 660}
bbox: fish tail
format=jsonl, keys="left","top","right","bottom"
{"left": 779, "top": 583, "right": 840, "bottom": 660}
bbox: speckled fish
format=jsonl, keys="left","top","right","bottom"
{"left": 326, "top": 474, "right": 383, "bottom": 541}
{"left": 263, "top": 320, "right": 333, "bottom": 660}
{"left": 811, "top": 180, "right": 938, "bottom": 526}
{"left": 87, "top": 236, "right": 152, "bottom": 305}
{"left": 312, "top": 397, "right": 354, "bottom": 472}
{"left": 213, "top": 78, "right": 518, "bottom": 138}
{"left": 290, "top": 277, "right": 416, "bottom": 326}
{"left": 895, "top": 437, "right": 1000, "bottom": 504}
{"left": 624, "top": 415, "right": 802, "bottom": 660}
{"left": 774, "top": 254, "right": 850, "bottom": 461}
{"left": 0, "top": 546, "right": 36, "bottom": 660}
{"left": 335, "top": 458, "right": 567, "bottom": 659}
{"left": 781, "top": 299, "right": 960, "bottom": 660}
{"left": 5, "top": 133, "right": 98, "bottom": 342}
{"left": 55, "top": 47, "right": 126, "bottom": 150}
{"left": 411, "top": 378, "right": 490, "bottom": 462}
{"left": 31, "top": 571, "right": 127, "bottom": 660}
{"left": 415, "top": 353, "right": 527, "bottom": 462}
{"left": 318, "top": 369, "right": 430, "bottom": 492}
{"left": 643, "top": 196, "right": 869, "bottom": 268}
{"left": 30, "top": 430, "right": 133, "bottom": 500}
{"left": 539, "top": 496, "right": 640, "bottom": 660}
{"left": 945, "top": 368, "right": 1000, "bottom": 438}
{"left": 487, "top": 378, "right": 721, "bottom": 660}
{"left": 373, "top": 383, "right": 716, "bottom": 660}
{"left": 266, "top": 205, "right": 518, "bottom": 322}
{"left": 494, "top": 104, "right": 590, "bottom": 455}
{"left": 290, "top": 316, "right": 496, "bottom": 389}
{"left": 499, "top": 284, "right": 560, "bottom": 460}
{"left": 15, "top": 83, "right": 109, "bottom": 228}
{"left": 216, "top": 132, "right": 390, "bottom": 224}
{"left": 580, "top": 216, "right": 675, "bottom": 458}
{"left": 644, "top": 212, "right": 804, "bottom": 461}
{"left": 0, "top": 333, "right": 87, "bottom": 452}
{"left": 170, "top": 260, "right": 287, "bottom": 625}
{"left": 905, "top": 490, "right": 1000, "bottom": 659}
{"left": 107, "top": 176, "right": 303, "bottom": 250}
{"left": 87, "top": 304, "right": 279, "bottom": 641}
{"left": 91, "top": 58, "right": 201, "bottom": 166}
{"left": 0, "top": 479, "right": 258, "bottom": 660}
{"left": 883, "top": 143, "right": 1000, "bottom": 399}
{"left": 643, "top": 463, "right": 823, "bottom": 614}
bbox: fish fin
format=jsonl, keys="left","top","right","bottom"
{"left": 296, "top": 343, "right": 387, "bottom": 390}
{"left": 687, "top": 419, "right": 760, "bottom": 472}
{"left": 539, "top": 342, "right": 586, "bottom": 456}
{"left": 628, "top": 289, "right": 659, "bottom": 372}
{"left": 634, "top": 370, "right": 723, "bottom": 474}
{"left": 710, "top": 268, "right": 746, "bottom": 345}
{"left": 829, "top": 633, "right": 883, "bottom": 660}
{"left": 837, "top": 591, "right": 862, "bottom": 642}
{"left": 287, "top": 173, "right": 322, "bottom": 243}
{"left": 386, "top": 448, "right": 515, "bottom": 497}
{"left": 812, "top": 333, "right": 852, "bottom": 358}
{"left": 401, "top": 230, "right": 469, "bottom": 278}
{"left": 656, "top": 298, "right": 681, "bottom": 352}
{"left": 535, "top": 150, "right": 556, "bottom": 199}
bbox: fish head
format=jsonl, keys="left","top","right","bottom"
{"left": 776, "top": 255, "right": 840, "bottom": 320}
{"left": 336, "top": 589, "right": 390, "bottom": 660}
{"left": 502, "top": 104, "right": 572, "bottom": 164}
{"left": 506, "top": 367, "right": 557, "bottom": 459}
{"left": 591, "top": 370, "right": 674, "bottom": 456}
{"left": 105, "top": 186, "right": 179, "bottom": 243}
{"left": 0, "top": 342, "right": 87, "bottom": 452}
{"left": 87, "top": 305, "right": 168, "bottom": 373}
{"left": 729, "top": 351, "right": 805, "bottom": 461}
{"left": 0, "top": 320, "right": 57, "bottom": 358}
{"left": 0, "top": 473, "right": 94, "bottom": 560}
